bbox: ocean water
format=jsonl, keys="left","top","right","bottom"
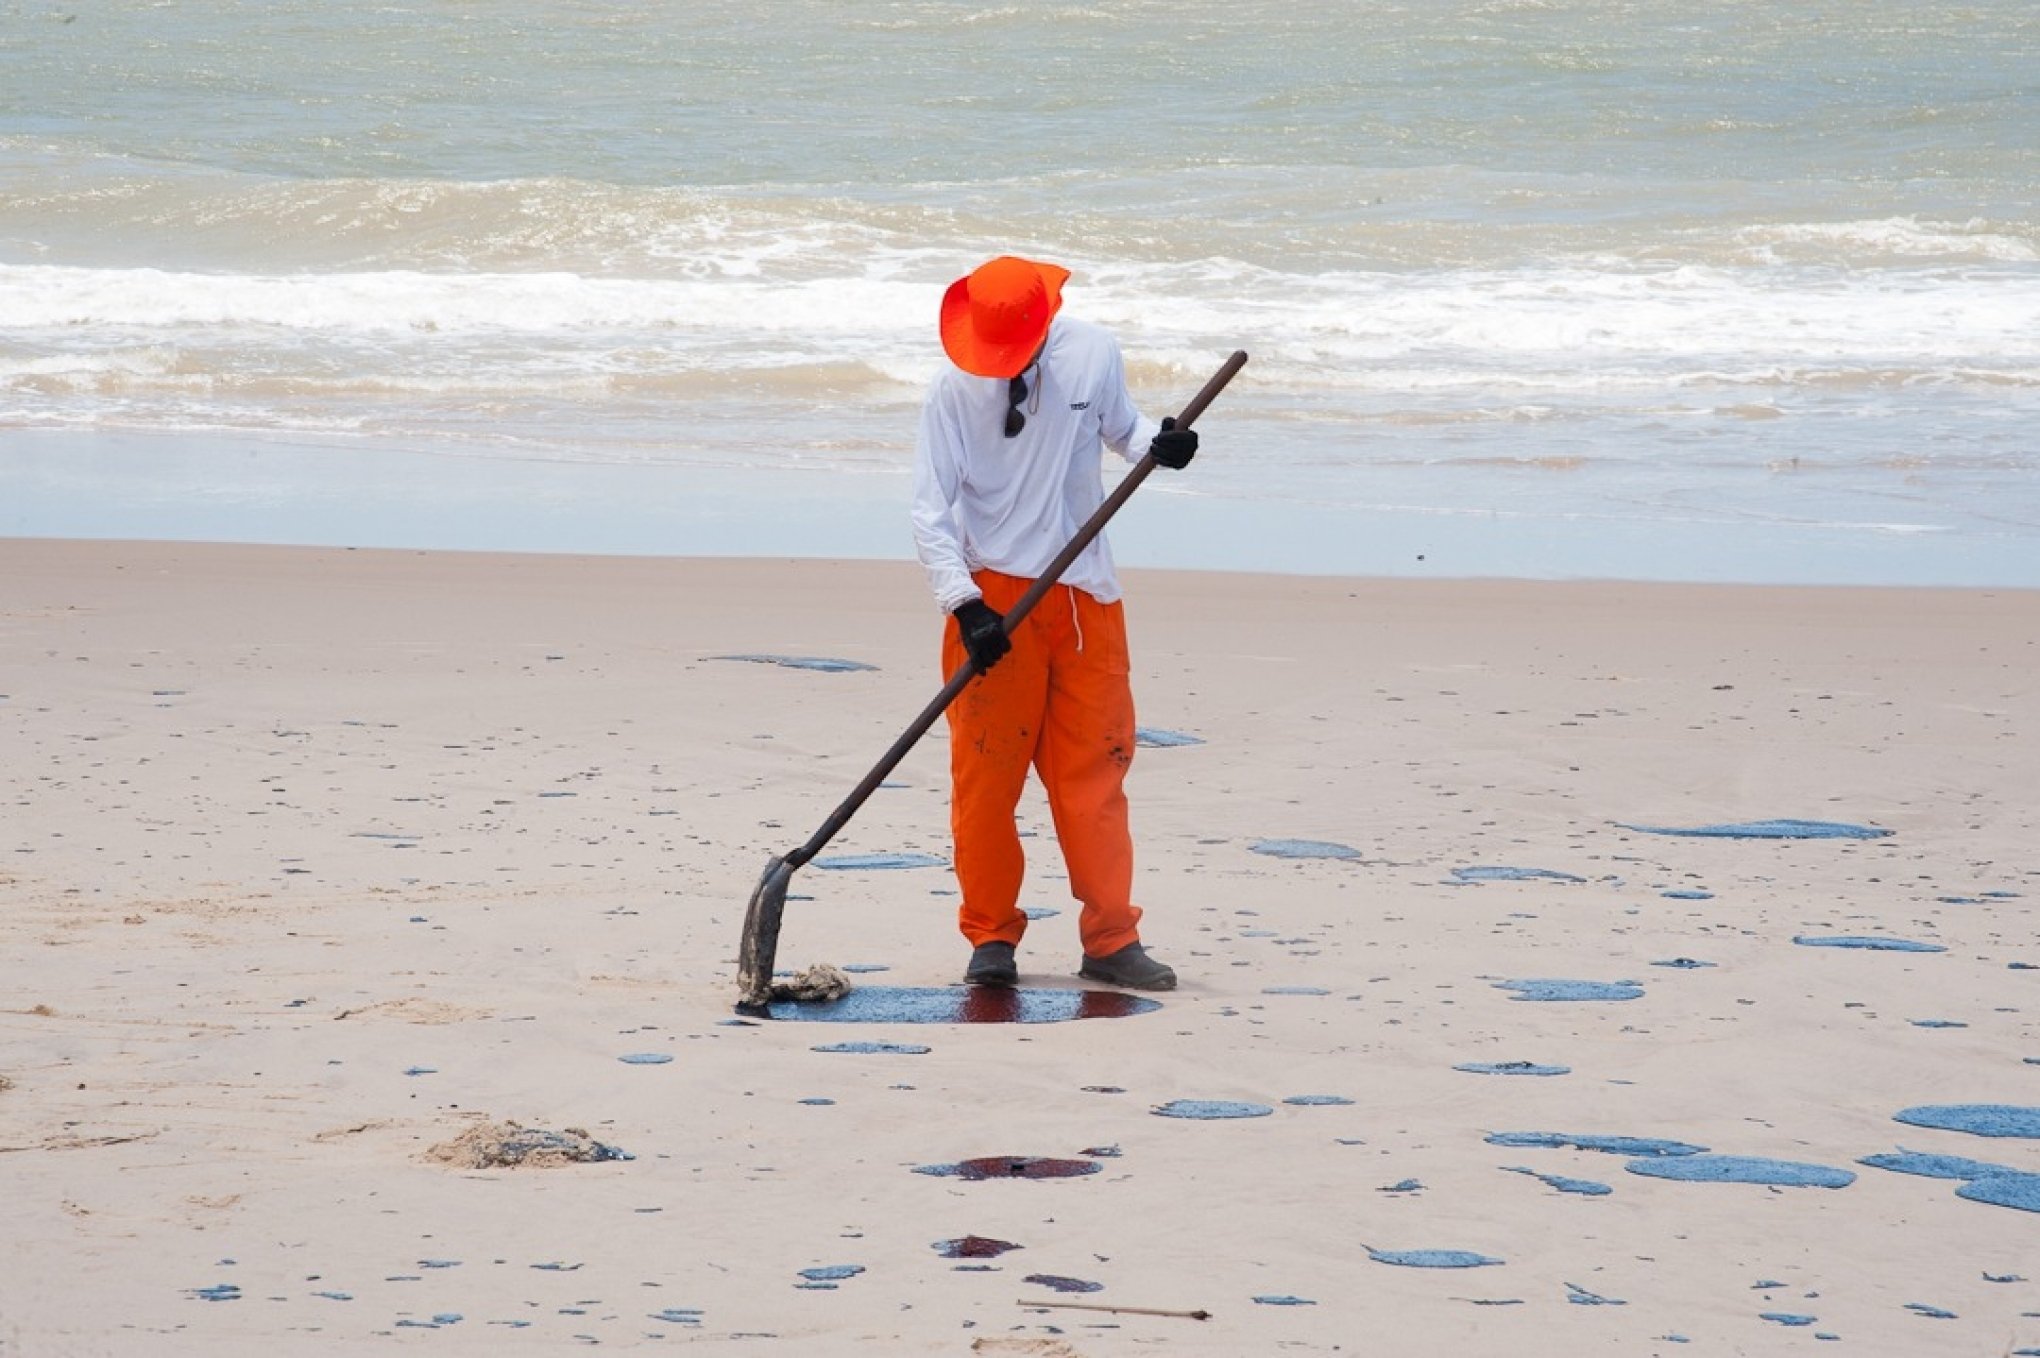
{"left": 3, "top": 1, "right": 2037, "bottom": 582}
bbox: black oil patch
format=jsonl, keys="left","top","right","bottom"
{"left": 1152, "top": 1099, "right": 1274, "bottom": 1120}
{"left": 766, "top": 985, "right": 1160, "bottom": 1024}
{"left": 812, "top": 851, "right": 947, "bottom": 870}
{"left": 1252, "top": 838, "right": 1363, "bottom": 860}
{"left": 713, "top": 654, "right": 877, "bottom": 673}
{"left": 1616, "top": 818, "right": 1890, "bottom": 839}
{"left": 810, "top": 1040, "right": 930, "bottom": 1054}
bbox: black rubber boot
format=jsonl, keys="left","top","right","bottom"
{"left": 965, "top": 940, "right": 1018, "bottom": 987}
{"left": 1079, "top": 942, "right": 1177, "bottom": 991}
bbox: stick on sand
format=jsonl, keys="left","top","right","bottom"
{"left": 1016, "top": 1299, "right": 1212, "bottom": 1321}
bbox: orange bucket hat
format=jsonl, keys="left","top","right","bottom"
{"left": 939, "top": 255, "right": 1071, "bottom": 379}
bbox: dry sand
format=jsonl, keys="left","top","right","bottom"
{"left": 2, "top": 537, "right": 2036, "bottom": 1356}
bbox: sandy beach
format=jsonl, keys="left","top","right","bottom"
{"left": 2, "top": 537, "right": 2035, "bottom": 1356}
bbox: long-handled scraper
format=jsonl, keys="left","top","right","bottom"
{"left": 736, "top": 350, "right": 1248, "bottom": 1013}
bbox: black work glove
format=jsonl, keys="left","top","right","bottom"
{"left": 1148, "top": 416, "right": 1197, "bottom": 470}
{"left": 952, "top": 598, "right": 1011, "bottom": 672}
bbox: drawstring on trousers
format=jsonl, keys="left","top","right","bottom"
{"left": 1067, "top": 585, "right": 1084, "bottom": 654}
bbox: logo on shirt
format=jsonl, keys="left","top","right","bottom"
{"left": 1068, "top": 400, "right": 1091, "bottom": 410}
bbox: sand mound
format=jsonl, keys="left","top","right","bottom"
{"left": 767, "top": 962, "right": 853, "bottom": 1002}
{"left": 423, "top": 1119, "right": 632, "bottom": 1170}
{"left": 333, "top": 997, "right": 491, "bottom": 1024}
{"left": 971, "top": 1339, "right": 1088, "bottom": 1357}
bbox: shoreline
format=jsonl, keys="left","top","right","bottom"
{"left": 7, "top": 425, "right": 2039, "bottom": 590}
{"left": 8, "top": 531, "right": 2040, "bottom": 597}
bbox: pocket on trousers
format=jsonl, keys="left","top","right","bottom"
{"left": 1093, "top": 601, "right": 1131, "bottom": 677}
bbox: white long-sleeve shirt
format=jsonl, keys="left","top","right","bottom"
{"left": 911, "top": 316, "right": 1161, "bottom": 613}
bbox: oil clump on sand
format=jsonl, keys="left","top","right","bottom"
{"left": 933, "top": 1236, "right": 1022, "bottom": 1259}
{"left": 913, "top": 1156, "right": 1102, "bottom": 1181}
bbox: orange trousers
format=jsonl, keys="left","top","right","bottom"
{"left": 942, "top": 569, "right": 1143, "bottom": 957}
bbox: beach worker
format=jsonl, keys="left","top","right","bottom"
{"left": 911, "top": 255, "right": 1196, "bottom": 991}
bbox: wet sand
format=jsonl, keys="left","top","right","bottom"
{"left": 2, "top": 538, "right": 2036, "bottom": 1356}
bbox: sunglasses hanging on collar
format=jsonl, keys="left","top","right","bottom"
{"left": 1004, "top": 363, "right": 1041, "bottom": 438}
